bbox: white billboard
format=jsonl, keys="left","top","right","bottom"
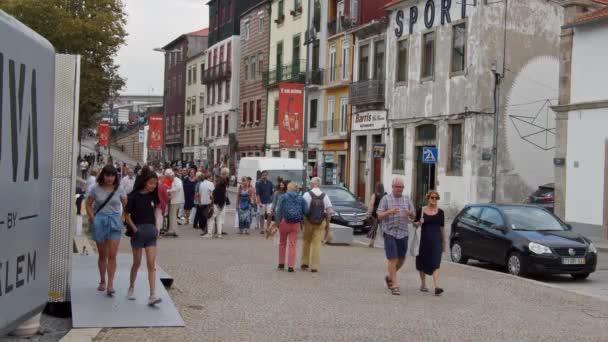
{"left": 0, "top": 11, "right": 56, "bottom": 334}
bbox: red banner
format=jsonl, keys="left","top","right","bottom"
{"left": 98, "top": 121, "right": 110, "bottom": 147}
{"left": 147, "top": 114, "right": 164, "bottom": 151}
{"left": 278, "top": 83, "right": 304, "bottom": 148}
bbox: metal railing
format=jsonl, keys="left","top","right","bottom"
{"left": 202, "top": 62, "right": 231, "bottom": 84}
{"left": 327, "top": 16, "right": 358, "bottom": 36}
{"left": 262, "top": 60, "right": 306, "bottom": 87}
{"left": 318, "top": 118, "right": 348, "bottom": 139}
{"left": 349, "top": 79, "right": 385, "bottom": 106}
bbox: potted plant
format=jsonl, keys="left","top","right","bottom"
{"left": 297, "top": 7, "right": 303, "bottom": 14}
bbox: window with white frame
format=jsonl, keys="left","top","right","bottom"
{"left": 327, "top": 97, "right": 335, "bottom": 134}
{"left": 245, "top": 21, "right": 251, "bottom": 40}
{"left": 199, "top": 92, "right": 205, "bottom": 113}
{"left": 341, "top": 39, "right": 350, "bottom": 81}
{"left": 339, "top": 97, "right": 348, "bottom": 133}
{"left": 329, "top": 44, "right": 337, "bottom": 82}
{"left": 186, "top": 99, "right": 191, "bottom": 115}
{"left": 198, "top": 125, "right": 203, "bottom": 144}
{"left": 251, "top": 56, "right": 256, "bottom": 80}
{"left": 193, "top": 65, "right": 197, "bottom": 83}
{"left": 258, "top": 16, "right": 264, "bottom": 33}
{"left": 448, "top": 123, "right": 463, "bottom": 175}
{"left": 244, "top": 57, "right": 249, "bottom": 80}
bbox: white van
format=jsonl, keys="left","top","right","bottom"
{"left": 237, "top": 157, "right": 305, "bottom": 186}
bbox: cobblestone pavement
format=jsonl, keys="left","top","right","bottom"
{"left": 92, "top": 207, "right": 608, "bottom": 342}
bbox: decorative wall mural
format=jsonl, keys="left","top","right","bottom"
{"left": 505, "top": 55, "right": 559, "bottom": 189}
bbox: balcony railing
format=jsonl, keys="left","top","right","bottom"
{"left": 349, "top": 79, "right": 385, "bottom": 106}
{"left": 262, "top": 60, "right": 306, "bottom": 87}
{"left": 324, "top": 64, "right": 350, "bottom": 87}
{"left": 327, "top": 16, "right": 358, "bottom": 36}
{"left": 202, "top": 62, "right": 231, "bottom": 84}
{"left": 319, "top": 118, "right": 348, "bottom": 140}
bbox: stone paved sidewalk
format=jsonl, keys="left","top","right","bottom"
{"left": 91, "top": 220, "right": 608, "bottom": 342}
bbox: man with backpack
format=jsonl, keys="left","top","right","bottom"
{"left": 275, "top": 182, "right": 307, "bottom": 272}
{"left": 301, "top": 177, "right": 333, "bottom": 273}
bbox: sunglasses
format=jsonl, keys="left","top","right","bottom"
{"left": 429, "top": 196, "right": 440, "bottom": 200}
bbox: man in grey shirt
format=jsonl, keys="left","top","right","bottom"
{"left": 376, "top": 177, "right": 415, "bottom": 296}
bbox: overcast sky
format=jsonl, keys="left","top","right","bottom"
{"left": 115, "top": 0, "right": 209, "bottom": 96}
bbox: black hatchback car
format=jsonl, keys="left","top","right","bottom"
{"left": 450, "top": 204, "right": 597, "bottom": 279}
{"left": 319, "top": 186, "right": 371, "bottom": 233}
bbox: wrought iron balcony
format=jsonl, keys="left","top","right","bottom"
{"left": 349, "top": 79, "right": 385, "bottom": 106}
{"left": 318, "top": 118, "right": 348, "bottom": 140}
{"left": 202, "top": 62, "right": 231, "bottom": 84}
{"left": 327, "top": 16, "right": 358, "bottom": 36}
{"left": 262, "top": 60, "right": 306, "bottom": 87}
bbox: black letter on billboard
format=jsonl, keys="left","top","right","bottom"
{"left": 16, "top": 255, "right": 25, "bottom": 288}
{"left": 425, "top": 0, "right": 435, "bottom": 29}
{"left": 395, "top": 10, "right": 404, "bottom": 38}
{"left": 9, "top": 60, "right": 39, "bottom": 182}
{"left": 4, "top": 260, "right": 13, "bottom": 294}
{"left": 441, "top": 0, "right": 452, "bottom": 25}
{"left": 409, "top": 7, "right": 418, "bottom": 34}
{"left": 27, "top": 251, "right": 36, "bottom": 282}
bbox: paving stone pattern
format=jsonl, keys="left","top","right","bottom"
{"left": 93, "top": 217, "right": 608, "bottom": 342}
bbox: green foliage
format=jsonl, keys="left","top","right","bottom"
{"left": 0, "top": 0, "right": 127, "bottom": 129}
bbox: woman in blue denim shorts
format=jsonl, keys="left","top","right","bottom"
{"left": 125, "top": 168, "right": 162, "bottom": 305}
{"left": 85, "top": 165, "right": 127, "bottom": 296}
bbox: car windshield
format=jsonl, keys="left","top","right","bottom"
{"left": 321, "top": 187, "right": 358, "bottom": 203}
{"left": 502, "top": 207, "right": 566, "bottom": 231}
{"left": 265, "top": 169, "right": 303, "bottom": 185}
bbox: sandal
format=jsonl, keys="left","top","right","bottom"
{"left": 420, "top": 286, "right": 429, "bottom": 293}
{"left": 390, "top": 286, "right": 401, "bottom": 296}
{"left": 435, "top": 288, "right": 444, "bottom": 296}
{"left": 384, "top": 276, "right": 393, "bottom": 290}
{"left": 106, "top": 288, "right": 115, "bottom": 297}
{"left": 97, "top": 283, "right": 106, "bottom": 292}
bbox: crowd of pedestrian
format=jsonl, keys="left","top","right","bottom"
{"left": 80, "top": 152, "right": 446, "bottom": 302}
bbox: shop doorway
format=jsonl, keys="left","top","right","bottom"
{"left": 338, "top": 154, "right": 346, "bottom": 187}
{"left": 357, "top": 136, "right": 367, "bottom": 198}
{"left": 414, "top": 124, "right": 437, "bottom": 207}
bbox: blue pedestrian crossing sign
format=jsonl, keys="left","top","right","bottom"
{"left": 422, "top": 147, "right": 438, "bottom": 164}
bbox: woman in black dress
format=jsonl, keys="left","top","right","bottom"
{"left": 415, "top": 190, "right": 445, "bottom": 296}
{"left": 182, "top": 168, "right": 197, "bottom": 225}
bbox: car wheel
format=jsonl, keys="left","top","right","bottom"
{"left": 451, "top": 242, "right": 469, "bottom": 264}
{"left": 571, "top": 273, "right": 590, "bottom": 280}
{"left": 507, "top": 252, "right": 527, "bottom": 277}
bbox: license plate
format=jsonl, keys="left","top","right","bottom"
{"left": 562, "top": 257, "right": 586, "bottom": 265}
{"left": 349, "top": 221, "right": 363, "bottom": 226}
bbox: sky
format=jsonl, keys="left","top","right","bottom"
{"left": 115, "top": 0, "right": 209, "bottom": 96}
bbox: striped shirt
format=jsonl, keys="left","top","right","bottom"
{"left": 377, "top": 193, "right": 415, "bottom": 239}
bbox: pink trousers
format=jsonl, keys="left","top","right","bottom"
{"left": 278, "top": 220, "right": 300, "bottom": 267}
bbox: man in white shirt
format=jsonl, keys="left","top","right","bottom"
{"left": 197, "top": 173, "right": 215, "bottom": 236}
{"left": 80, "top": 160, "right": 89, "bottom": 179}
{"left": 165, "top": 169, "right": 184, "bottom": 235}
{"left": 300, "top": 177, "right": 333, "bottom": 273}
{"left": 121, "top": 168, "right": 136, "bottom": 194}
{"left": 85, "top": 169, "right": 98, "bottom": 195}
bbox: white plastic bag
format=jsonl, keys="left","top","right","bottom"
{"left": 408, "top": 225, "right": 421, "bottom": 257}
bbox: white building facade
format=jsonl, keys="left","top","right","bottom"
{"left": 553, "top": 4, "right": 608, "bottom": 232}
{"left": 183, "top": 52, "right": 207, "bottom": 163}
{"left": 383, "top": 0, "right": 564, "bottom": 212}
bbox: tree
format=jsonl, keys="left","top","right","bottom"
{"left": 0, "top": 0, "right": 127, "bottom": 129}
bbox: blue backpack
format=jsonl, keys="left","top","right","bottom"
{"left": 282, "top": 193, "right": 303, "bottom": 223}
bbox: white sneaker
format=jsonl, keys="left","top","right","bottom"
{"left": 201, "top": 234, "right": 212, "bottom": 238}
{"left": 127, "top": 288, "right": 135, "bottom": 301}
{"left": 148, "top": 295, "right": 162, "bottom": 306}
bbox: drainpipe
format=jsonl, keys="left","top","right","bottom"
{"left": 302, "top": 0, "right": 313, "bottom": 188}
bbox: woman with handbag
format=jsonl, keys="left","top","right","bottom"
{"left": 367, "top": 183, "right": 387, "bottom": 248}
{"left": 237, "top": 177, "right": 254, "bottom": 234}
{"left": 414, "top": 190, "right": 446, "bottom": 296}
{"left": 85, "top": 165, "right": 128, "bottom": 297}
{"left": 125, "top": 169, "right": 162, "bottom": 306}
